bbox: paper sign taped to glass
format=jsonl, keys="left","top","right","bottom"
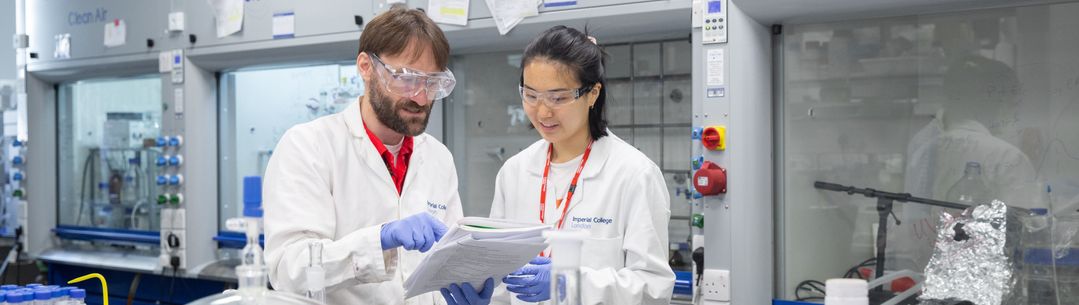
{"left": 404, "top": 217, "right": 551, "bottom": 298}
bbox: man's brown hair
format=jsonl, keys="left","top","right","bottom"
{"left": 358, "top": 4, "right": 450, "bottom": 70}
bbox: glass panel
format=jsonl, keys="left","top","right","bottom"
{"left": 663, "top": 76, "right": 692, "bottom": 125}
{"left": 606, "top": 45, "right": 632, "bottom": 79}
{"left": 218, "top": 63, "right": 360, "bottom": 229}
{"left": 57, "top": 76, "right": 163, "bottom": 231}
{"left": 609, "top": 127, "right": 634, "bottom": 145}
{"left": 633, "top": 80, "right": 663, "bottom": 125}
{"left": 663, "top": 40, "right": 692, "bottom": 75}
{"left": 780, "top": 3, "right": 1079, "bottom": 302}
{"left": 663, "top": 127, "right": 690, "bottom": 171}
{"left": 633, "top": 43, "right": 662, "bottom": 77}
{"left": 447, "top": 38, "right": 694, "bottom": 275}
{"left": 634, "top": 128, "right": 662, "bottom": 165}
{"left": 447, "top": 50, "right": 540, "bottom": 217}
{"left": 606, "top": 80, "right": 634, "bottom": 126}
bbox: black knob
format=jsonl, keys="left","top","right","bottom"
{"left": 29, "top": 52, "right": 38, "bottom": 59}
{"left": 147, "top": 39, "right": 155, "bottom": 48}
{"left": 189, "top": 34, "right": 197, "bottom": 44}
{"left": 355, "top": 15, "right": 364, "bottom": 26}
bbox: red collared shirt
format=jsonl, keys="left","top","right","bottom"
{"left": 363, "top": 122, "right": 414, "bottom": 195}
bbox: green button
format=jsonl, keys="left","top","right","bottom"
{"left": 691, "top": 214, "right": 705, "bottom": 228}
{"left": 170, "top": 194, "right": 182, "bottom": 205}
{"left": 12, "top": 189, "right": 23, "bottom": 198}
{"left": 157, "top": 195, "right": 168, "bottom": 205}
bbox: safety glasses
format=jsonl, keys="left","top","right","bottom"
{"left": 519, "top": 85, "right": 593, "bottom": 109}
{"left": 369, "top": 54, "right": 457, "bottom": 101}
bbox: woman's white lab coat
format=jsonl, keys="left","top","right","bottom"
{"left": 489, "top": 132, "right": 675, "bottom": 305}
{"left": 263, "top": 102, "right": 462, "bottom": 305}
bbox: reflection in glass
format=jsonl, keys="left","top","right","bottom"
{"left": 447, "top": 39, "right": 694, "bottom": 272}
{"left": 58, "top": 76, "right": 163, "bottom": 231}
{"left": 780, "top": 3, "right": 1079, "bottom": 302}
{"left": 219, "top": 63, "right": 361, "bottom": 229}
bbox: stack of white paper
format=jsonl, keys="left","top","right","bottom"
{"left": 404, "top": 217, "right": 550, "bottom": 298}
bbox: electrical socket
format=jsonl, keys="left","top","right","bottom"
{"left": 702, "top": 269, "right": 731, "bottom": 301}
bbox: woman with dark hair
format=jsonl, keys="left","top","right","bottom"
{"left": 440, "top": 25, "right": 674, "bottom": 305}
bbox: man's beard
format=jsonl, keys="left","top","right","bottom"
{"left": 368, "top": 81, "right": 433, "bottom": 137}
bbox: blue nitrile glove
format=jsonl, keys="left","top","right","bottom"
{"left": 380, "top": 212, "right": 447, "bottom": 252}
{"left": 441, "top": 277, "right": 495, "bottom": 305}
{"left": 502, "top": 256, "right": 552, "bottom": 302}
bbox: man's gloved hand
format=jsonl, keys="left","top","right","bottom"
{"left": 441, "top": 278, "right": 495, "bottom": 305}
{"left": 502, "top": 256, "right": 552, "bottom": 302}
{"left": 379, "top": 212, "right": 447, "bottom": 252}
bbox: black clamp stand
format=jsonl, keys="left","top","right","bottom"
{"left": 813, "top": 181, "right": 969, "bottom": 294}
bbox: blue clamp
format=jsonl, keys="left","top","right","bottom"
{"left": 12, "top": 172, "right": 24, "bottom": 181}
{"left": 169, "top": 155, "right": 182, "bottom": 166}
{"left": 156, "top": 175, "right": 168, "bottom": 185}
{"left": 12, "top": 140, "right": 22, "bottom": 147}
{"left": 156, "top": 156, "right": 168, "bottom": 167}
{"left": 691, "top": 127, "right": 704, "bottom": 140}
{"left": 12, "top": 156, "right": 23, "bottom": 165}
{"left": 691, "top": 155, "right": 704, "bottom": 170}
{"left": 169, "top": 175, "right": 182, "bottom": 185}
{"left": 692, "top": 192, "right": 703, "bottom": 200}
{"left": 156, "top": 137, "right": 168, "bottom": 147}
{"left": 168, "top": 136, "right": 182, "bottom": 147}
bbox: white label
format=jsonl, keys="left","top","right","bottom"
{"left": 272, "top": 12, "right": 295, "bottom": 39}
{"left": 104, "top": 19, "right": 127, "bottom": 47}
{"left": 706, "top": 48, "right": 725, "bottom": 86}
{"left": 174, "top": 88, "right": 184, "bottom": 114}
{"left": 54, "top": 34, "right": 71, "bottom": 59}
{"left": 158, "top": 51, "right": 173, "bottom": 73}
{"left": 428, "top": 0, "right": 470, "bottom": 26}
{"left": 697, "top": 176, "right": 709, "bottom": 186}
{"left": 168, "top": 12, "right": 185, "bottom": 32}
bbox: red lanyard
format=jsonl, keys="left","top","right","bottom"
{"left": 539, "top": 141, "right": 594, "bottom": 230}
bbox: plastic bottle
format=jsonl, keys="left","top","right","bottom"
{"left": 946, "top": 161, "right": 992, "bottom": 205}
{"left": 1, "top": 291, "right": 8, "bottom": 305}
{"left": 48, "top": 289, "right": 63, "bottom": 305}
{"left": 32, "top": 289, "right": 50, "bottom": 305}
{"left": 543, "top": 229, "right": 589, "bottom": 305}
{"left": 122, "top": 158, "right": 140, "bottom": 205}
{"left": 6, "top": 291, "right": 26, "bottom": 305}
{"left": 825, "top": 279, "right": 868, "bottom": 305}
{"left": 241, "top": 176, "right": 264, "bottom": 267}
{"left": 55, "top": 287, "right": 74, "bottom": 305}
{"left": 68, "top": 289, "right": 85, "bottom": 305}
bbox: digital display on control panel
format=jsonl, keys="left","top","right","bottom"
{"left": 708, "top": 1, "right": 722, "bottom": 13}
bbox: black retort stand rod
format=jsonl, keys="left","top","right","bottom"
{"left": 813, "top": 181, "right": 970, "bottom": 293}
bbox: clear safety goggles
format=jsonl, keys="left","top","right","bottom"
{"left": 519, "top": 85, "right": 592, "bottom": 109}
{"left": 370, "top": 54, "right": 457, "bottom": 101}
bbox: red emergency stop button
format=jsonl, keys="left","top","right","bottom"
{"left": 701, "top": 125, "right": 726, "bottom": 151}
{"left": 693, "top": 161, "right": 727, "bottom": 195}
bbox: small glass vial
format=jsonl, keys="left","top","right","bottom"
{"left": 543, "top": 229, "right": 589, "bottom": 305}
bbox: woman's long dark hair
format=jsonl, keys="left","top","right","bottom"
{"left": 521, "top": 25, "right": 609, "bottom": 139}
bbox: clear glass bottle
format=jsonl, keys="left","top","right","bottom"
{"left": 946, "top": 161, "right": 992, "bottom": 205}
{"left": 305, "top": 241, "right": 326, "bottom": 303}
{"left": 543, "top": 230, "right": 589, "bottom": 305}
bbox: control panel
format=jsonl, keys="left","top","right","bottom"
{"left": 702, "top": 0, "right": 728, "bottom": 44}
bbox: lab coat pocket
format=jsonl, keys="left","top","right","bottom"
{"left": 580, "top": 236, "right": 624, "bottom": 269}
